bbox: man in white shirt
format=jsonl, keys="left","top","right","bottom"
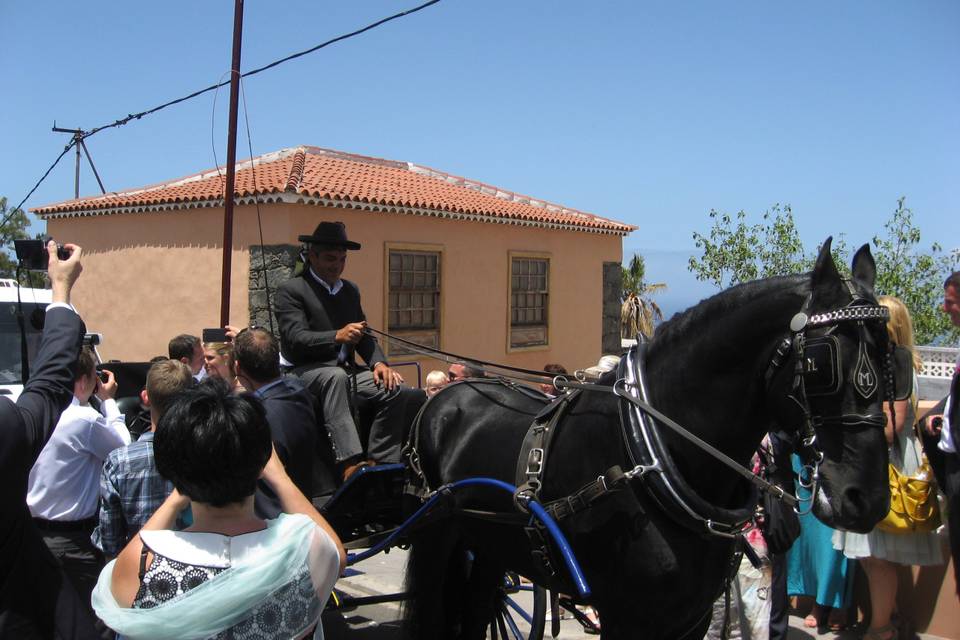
{"left": 27, "top": 345, "right": 129, "bottom": 610}
{"left": 168, "top": 333, "right": 206, "bottom": 382}
{"left": 924, "top": 270, "right": 960, "bottom": 598}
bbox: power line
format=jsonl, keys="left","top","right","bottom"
{"left": 1, "top": 140, "right": 77, "bottom": 232}
{"left": 2, "top": 0, "right": 442, "bottom": 234}
{"left": 83, "top": 0, "right": 442, "bottom": 139}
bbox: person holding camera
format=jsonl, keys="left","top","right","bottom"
{"left": 0, "top": 241, "right": 104, "bottom": 638}
{"left": 26, "top": 343, "right": 131, "bottom": 615}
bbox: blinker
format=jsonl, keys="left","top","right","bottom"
{"left": 802, "top": 336, "right": 841, "bottom": 396}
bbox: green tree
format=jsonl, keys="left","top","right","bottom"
{"left": 0, "top": 196, "right": 35, "bottom": 281}
{"left": 870, "top": 198, "right": 959, "bottom": 344}
{"left": 688, "top": 199, "right": 958, "bottom": 344}
{"left": 687, "top": 204, "right": 845, "bottom": 288}
{"left": 621, "top": 253, "right": 666, "bottom": 338}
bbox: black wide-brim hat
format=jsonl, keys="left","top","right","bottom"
{"left": 298, "top": 221, "right": 361, "bottom": 250}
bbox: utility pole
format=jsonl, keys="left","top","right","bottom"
{"left": 51, "top": 125, "right": 106, "bottom": 198}
{"left": 220, "top": 0, "right": 244, "bottom": 327}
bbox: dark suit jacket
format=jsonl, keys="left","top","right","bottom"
{"left": 274, "top": 271, "right": 386, "bottom": 370}
{"left": 253, "top": 377, "right": 319, "bottom": 519}
{"left": 0, "top": 306, "right": 98, "bottom": 639}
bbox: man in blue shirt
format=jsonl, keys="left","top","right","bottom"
{"left": 91, "top": 359, "right": 193, "bottom": 558}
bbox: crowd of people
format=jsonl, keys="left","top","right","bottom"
{"left": 3, "top": 228, "right": 958, "bottom": 640}
{"left": 1, "top": 225, "right": 577, "bottom": 639}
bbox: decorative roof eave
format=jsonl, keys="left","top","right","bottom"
{"left": 38, "top": 191, "right": 635, "bottom": 236}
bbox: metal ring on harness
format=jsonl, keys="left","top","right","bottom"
{"left": 552, "top": 374, "right": 569, "bottom": 393}
{"left": 798, "top": 463, "right": 818, "bottom": 489}
{"left": 793, "top": 463, "right": 820, "bottom": 515}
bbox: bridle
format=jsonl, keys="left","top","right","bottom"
{"left": 761, "top": 287, "right": 891, "bottom": 514}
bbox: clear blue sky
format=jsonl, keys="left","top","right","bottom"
{"left": 2, "top": 1, "right": 957, "bottom": 314}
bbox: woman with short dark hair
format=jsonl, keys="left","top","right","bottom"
{"left": 92, "top": 381, "right": 345, "bottom": 639}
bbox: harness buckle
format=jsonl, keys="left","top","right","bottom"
{"left": 596, "top": 474, "right": 608, "bottom": 493}
{"left": 526, "top": 448, "right": 545, "bottom": 476}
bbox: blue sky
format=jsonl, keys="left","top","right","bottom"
{"left": 2, "top": 1, "right": 956, "bottom": 315}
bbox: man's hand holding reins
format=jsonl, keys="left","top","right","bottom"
{"left": 336, "top": 321, "right": 366, "bottom": 345}
{"left": 373, "top": 362, "right": 404, "bottom": 391}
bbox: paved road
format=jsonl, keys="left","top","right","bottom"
{"left": 321, "top": 548, "right": 945, "bottom": 639}
{"left": 323, "top": 547, "right": 597, "bottom": 639}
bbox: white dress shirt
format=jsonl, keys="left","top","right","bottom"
{"left": 27, "top": 396, "right": 130, "bottom": 521}
{"left": 938, "top": 352, "right": 959, "bottom": 454}
{"left": 308, "top": 267, "right": 343, "bottom": 296}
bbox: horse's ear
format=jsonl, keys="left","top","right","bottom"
{"left": 850, "top": 244, "right": 876, "bottom": 289}
{"left": 811, "top": 237, "right": 841, "bottom": 290}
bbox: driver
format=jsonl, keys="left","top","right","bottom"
{"left": 275, "top": 221, "right": 405, "bottom": 481}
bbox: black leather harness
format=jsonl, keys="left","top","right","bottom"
{"left": 513, "top": 389, "right": 632, "bottom": 524}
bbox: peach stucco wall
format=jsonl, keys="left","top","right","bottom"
{"left": 47, "top": 204, "right": 623, "bottom": 375}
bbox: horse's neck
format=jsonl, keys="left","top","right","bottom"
{"left": 645, "top": 278, "right": 806, "bottom": 500}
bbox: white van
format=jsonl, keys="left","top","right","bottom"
{"left": 0, "top": 278, "right": 53, "bottom": 401}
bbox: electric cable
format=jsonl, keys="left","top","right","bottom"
{"left": 1, "top": 140, "right": 77, "bottom": 232}
{"left": 2, "top": 0, "right": 442, "bottom": 234}
{"left": 238, "top": 77, "right": 276, "bottom": 336}
{"left": 82, "top": 0, "right": 442, "bottom": 140}
{"left": 209, "top": 70, "right": 232, "bottom": 192}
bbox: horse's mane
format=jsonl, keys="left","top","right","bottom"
{"left": 650, "top": 273, "right": 808, "bottom": 354}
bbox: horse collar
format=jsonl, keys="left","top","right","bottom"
{"left": 617, "top": 345, "right": 760, "bottom": 539}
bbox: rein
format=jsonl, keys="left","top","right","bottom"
{"left": 556, "top": 376, "right": 797, "bottom": 507}
{"left": 363, "top": 326, "right": 561, "bottom": 385}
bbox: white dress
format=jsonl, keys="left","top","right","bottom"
{"left": 833, "top": 378, "right": 944, "bottom": 566}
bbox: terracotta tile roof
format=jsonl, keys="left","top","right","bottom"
{"left": 33, "top": 146, "right": 635, "bottom": 235}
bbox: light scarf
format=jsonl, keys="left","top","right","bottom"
{"left": 92, "top": 513, "right": 319, "bottom": 640}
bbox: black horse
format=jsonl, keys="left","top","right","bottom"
{"left": 402, "top": 240, "right": 892, "bottom": 639}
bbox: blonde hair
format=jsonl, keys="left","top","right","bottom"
{"left": 425, "top": 370, "right": 447, "bottom": 388}
{"left": 878, "top": 295, "right": 922, "bottom": 373}
{"left": 204, "top": 342, "right": 236, "bottom": 374}
{"left": 879, "top": 295, "right": 922, "bottom": 420}
{"left": 146, "top": 359, "right": 193, "bottom": 421}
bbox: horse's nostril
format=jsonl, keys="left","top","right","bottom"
{"left": 842, "top": 487, "right": 868, "bottom": 517}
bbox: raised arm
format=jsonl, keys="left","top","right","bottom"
{"left": 260, "top": 446, "right": 346, "bottom": 571}
{"left": 16, "top": 242, "right": 86, "bottom": 460}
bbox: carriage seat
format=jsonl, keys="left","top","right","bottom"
{"left": 308, "top": 383, "right": 426, "bottom": 498}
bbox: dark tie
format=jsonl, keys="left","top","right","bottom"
{"left": 950, "top": 367, "right": 960, "bottom": 448}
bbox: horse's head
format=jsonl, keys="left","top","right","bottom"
{"left": 768, "top": 238, "right": 891, "bottom": 532}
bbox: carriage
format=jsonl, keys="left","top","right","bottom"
{"left": 57, "top": 239, "right": 898, "bottom": 639}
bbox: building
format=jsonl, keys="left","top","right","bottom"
{"left": 34, "top": 146, "right": 633, "bottom": 377}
